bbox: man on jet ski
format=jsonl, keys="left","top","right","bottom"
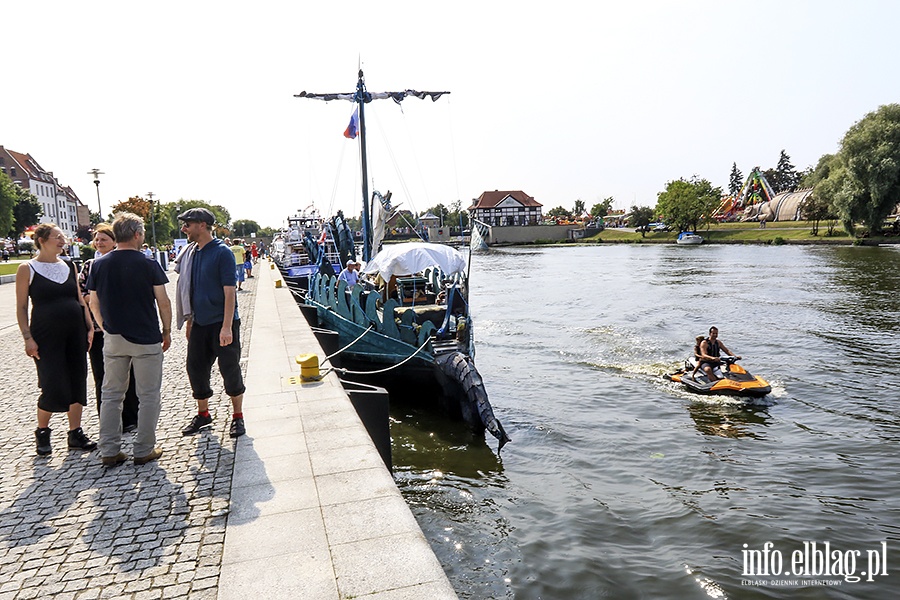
{"left": 698, "top": 326, "right": 741, "bottom": 381}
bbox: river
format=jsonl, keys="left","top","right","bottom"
{"left": 390, "top": 244, "right": 900, "bottom": 599}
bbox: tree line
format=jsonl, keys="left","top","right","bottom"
{"left": 537, "top": 104, "right": 900, "bottom": 238}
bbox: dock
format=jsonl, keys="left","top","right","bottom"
{"left": 0, "top": 258, "right": 457, "bottom": 599}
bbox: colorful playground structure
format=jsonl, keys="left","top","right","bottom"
{"left": 713, "top": 168, "right": 814, "bottom": 223}
{"left": 713, "top": 168, "right": 778, "bottom": 221}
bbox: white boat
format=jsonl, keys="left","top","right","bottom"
{"left": 676, "top": 231, "right": 703, "bottom": 245}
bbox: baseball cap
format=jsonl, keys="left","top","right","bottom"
{"left": 177, "top": 207, "right": 216, "bottom": 225}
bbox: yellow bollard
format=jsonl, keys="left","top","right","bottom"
{"left": 270, "top": 263, "right": 275, "bottom": 270}
{"left": 296, "top": 354, "right": 320, "bottom": 381}
{"left": 275, "top": 279, "right": 282, "bottom": 288}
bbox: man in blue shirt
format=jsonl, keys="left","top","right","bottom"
{"left": 176, "top": 208, "right": 246, "bottom": 438}
{"left": 87, "top": 212, "right": 172, "bottom": 466}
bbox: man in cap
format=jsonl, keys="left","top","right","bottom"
{"left": 175, "top": 207, "right": 246, "bottom": 438}
{"left": 337, "top": 259, "right": 360, "bottom": 287}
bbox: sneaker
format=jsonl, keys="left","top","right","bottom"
{"left": 134, "top": 448, "right": 163, "bottom": 465}
{"left": 35, "top": 427, "right": 52, "bottom": 456}
{"left": 67, "top": 427, "right": 98, "bottom": 451}
{"left": 182, "top": 413, "right": 213, "bottom": 436}
{"left": 229, "top": 417, "right": 246, "bottom": 438}
{"left": 101, "top": 452, "right": 128, "bottom": 467}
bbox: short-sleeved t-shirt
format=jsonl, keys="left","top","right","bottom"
{"left": 191, "top": 238, "right": 239, "bottom": 326}
{"left": 86, "top": 249, "right": 169, "bottom": 345}
{"left": 230, "top": 244, "right": 245, "bottom": 266}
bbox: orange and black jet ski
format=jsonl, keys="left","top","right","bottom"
{"left": 665, "top": 356, "right": 771, "bottom": 398}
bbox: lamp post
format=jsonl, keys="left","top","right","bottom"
{"left": 87, "top": 168, "right": 104, "bottom": 219}
{"left": 147, "top": 192, "right": 157, "bottom": 249}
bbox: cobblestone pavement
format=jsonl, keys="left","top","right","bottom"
{"left": 0, "top": 270, "right": 258, "bottom": 600}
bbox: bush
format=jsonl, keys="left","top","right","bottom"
{"left": 772, "top": 237, "right": 786, "bottom": 245}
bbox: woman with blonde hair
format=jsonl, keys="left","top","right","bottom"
{"left": 16, "top": 223, "right": 96, "bottom": 455}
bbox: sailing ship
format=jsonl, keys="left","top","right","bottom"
{"left": 290, "top": 70, "right": 510, "bottom": 451}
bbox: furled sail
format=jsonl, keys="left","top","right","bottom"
{"left": 294, "top": 90, "right": 449, "bottom": 103}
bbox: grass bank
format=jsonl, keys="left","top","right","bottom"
{"left": 582, "top": 221, "right": 899, "bottom": 245}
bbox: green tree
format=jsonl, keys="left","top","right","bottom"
{"left": 590, "top": 197, "right": 614, "bottom": 218}
{"left": 232, "top": 219, "right": 260, "bottom": 237}
{"left": 775, "top": 149, "right": 800, "bottom": 193}
{"left": 655, "top": 176, "right": 722, "bottom": 232}
{"left": 628, "top": 205, "right": 655, "bottom": 237}
{"left": 449, "top": 199, "right": 466, "bottom": 229}
{"left": 2, "top": 174, "right": 42, "bottom": 238}
{"left": 728, "top": 162, "right": 743, "bottom": 197}
{"left": 547, "top": 206, "right": 572, "bottom": 219}
{"left": 573, "top": 199, "right": 586, "bottom": 215}
{"left": 161, "top": 199, "right": 231, "bottom": 241}
{"left": 800, "top": 154, "right": 840, "bottom": 235}
{"left": 826, "top": 104, "right": 900, "bottom": 235}
{"left": 0, "top": 172, "right": 20, "bottom": 236}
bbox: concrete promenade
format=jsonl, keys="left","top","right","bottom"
{"left": 0, "top": 259, "right": 456, "bottom": 599}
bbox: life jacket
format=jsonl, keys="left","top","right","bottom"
{"left": 706, "top": 338, "right": 721, "bottom": 358}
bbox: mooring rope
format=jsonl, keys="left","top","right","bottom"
{"left": 322, "top": 324, "right": 375, "bottom": 365}
{"left": 332, "top": 334, "right": 433, "bottom": 376}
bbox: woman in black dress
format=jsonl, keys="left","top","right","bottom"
{"left": 16, "top": 224, "right": 97, "bottom": 455}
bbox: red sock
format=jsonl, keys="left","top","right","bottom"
{"left": 199, "top": 410, "right": 210, "bottom": 417}
{"left": 233, "top": 412, "right": 243, "bottom": 419}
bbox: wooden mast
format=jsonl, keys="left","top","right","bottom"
{"left": 356, "top": 69, "right": 373, "bottom": 261}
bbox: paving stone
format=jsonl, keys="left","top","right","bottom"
{"left": 161, "top": 582, "right": 191, "bottom": 598}
{"left": 0, "top": 268, "right": 255, "bottom": 600}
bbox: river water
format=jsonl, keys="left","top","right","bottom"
{"left": 389, "top": 244, "right": 900, "bottom": 600}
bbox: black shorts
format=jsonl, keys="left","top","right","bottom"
{"left": 186, "top": 320, "right": 246, "bottom": 400}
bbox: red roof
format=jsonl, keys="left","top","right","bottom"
{"left": 470, "top": 190, "right": 541, "bottom": 210}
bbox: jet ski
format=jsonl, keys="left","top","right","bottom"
{"left": 665, "top": 355, "right": 771, "bottom": 398}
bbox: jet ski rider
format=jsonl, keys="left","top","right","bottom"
{"left": 698, "top": 326, "right": 741, "bottom": 382}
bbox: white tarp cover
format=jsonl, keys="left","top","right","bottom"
{"left": 362, "top": 242, "right": 467, "bottom": 279}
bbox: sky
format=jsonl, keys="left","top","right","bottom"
{"left": 4, "top": 1, "right": 900, "bottom": 229}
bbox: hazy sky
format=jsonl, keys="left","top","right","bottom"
{"left": 4, "top": 1, "right": 899, "bottom": 229}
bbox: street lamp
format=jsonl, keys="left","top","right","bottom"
{"left": 147, "top": 192, "right": 157, "bottom": 249}
{"left": 87, "top": 168, "right": 104, "bottom": 218}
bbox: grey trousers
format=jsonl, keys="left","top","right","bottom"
{"left": 99, "top": 334, "right": 163, "bottom": 458}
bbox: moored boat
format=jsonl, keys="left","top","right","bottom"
{"left": 676, "top": 231, "right": 703, "bottom": 245}
{"left": 293, "top": 70, "right": 510, "bottom": 451}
